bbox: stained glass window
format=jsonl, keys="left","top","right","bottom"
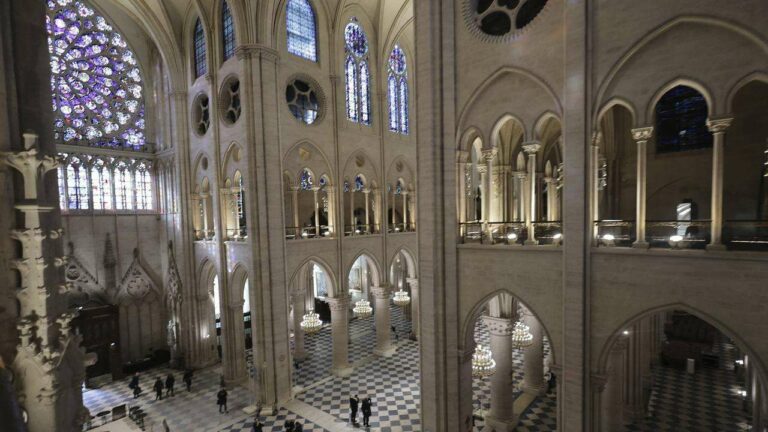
{"left": 46, "top": 0, "right": 146, "bottom": 150}
{"left": 58, "top": 166, "right": 67, "bottom": 210}
{"left": 235, "top": 172, "right": 246, "bottom": 229}
{"left": 135, "top": 162, "right": 153, "bottom": 210}
{"left": 300, "top": 169, "right": 314, "bottom": 190}
{"left": 222, "top": 1, "right": 235, "bottom": 61}
{"left": 115, "top": 160, "right": 133, "bottom": 210}
{"left": 194, "top": 18, "right": 207, "bottom": 78}
{"left": 66, "top": 156, "right": 89, "bottom": 209}
{"left": 354, "top": 174, "right": 365, "bottom": 191}
{"left": 286, "top": 0, "right": 317, "bottom": 62}
{"left": 344, "top": 19, "right": 371, "bottom": 125}
{"left": 91, "top": 158, "right": 112, "bottom": 210}
{"left": 286, "top": 79, "right": 319, "bottom": 124}
{"left": 387, "top": 45, "right": 408, "bottom": 134}
{"left": 655, "top": 85, "right": 712, "bottom": 153}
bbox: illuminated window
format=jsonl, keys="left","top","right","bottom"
{"left": 114, "top": 160, "right": 133, "bottom": 210}
{"left": 91, "top": 158, "right": 112, "bottom": 210}
{"left": 344, "top": 19, "right": 371, "bottom": 125}
{"left": 222, "top": 1, "right": 235, "bottom": 61}
{"left": 234, "top": 171, "right": 246, "bottom": 230}
{"left": 655, "top": 85, "right": 712, "bottom": 153}
{"left": 300, "top": 168, "right": 314, "bottom": 190}
{"left": 286, "top": 0, "right": 317, "bottom": 61}
{"left": 387, "top": 45, "right": 408, "bottom": 134}
{"left": 66, "top": 156, "right": 89, "bottom": 209}
{"left": 193, "top": 18, "right": 207, "bottom": 78}
{"left": 135, "top": 161, "right": 153, "bottom": 210}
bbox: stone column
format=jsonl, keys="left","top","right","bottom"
{"left": 407, "top": 278, "right": 419, "bottom": 339}
{"left": 545, "top": 176, "right": 557, "bottom": 222}
{"left": 312, "top": 187, "right": 320, "bottom": 237}
{"left": 363, "top": 189, "right": 370, "bottom": 233}
{"left": 515, "top": 171, "right": 527, "bottom": 222}
{"left": 402, "top": 191, "right": 409, "bottom": 229}
{"left": 349, "top": 189, "right": 355, "bottom": 234}
{"left": 603, "top": 337, "right": 628, "bottom": 431}
{"left": 483, "top": 316, "right": 518, "bottom": 431}
{"left": 522, "top": 314, "right": 546, "bottom": 395}
{"left": 326, "top": 186, "right": 336, "bottom": 235}
{"left": 624, "top": 323, "right": 647, "bottom": 420}
{"left": 631, "top": 127, "right": 653, "bottom": 248}
{"left": 523, "top": 142, "right": 541, "bottom": 245}
{"left": 291, "top": 187, "right": 300, "bottom": 235}
{"left": 591, "top": 133, "right": 602, "bottom": 244}
{"left": 371, "top": 286, "right": 396, "bottom": 357}
{"left": 706, "top": 117, "right": 733, "bottom": 250}
{"left": 328, "top": 296, "right": 353, "bottom": 377}
{"left": 457, "top": 152, "right": 469, "bottom": 224}
{"left": 292, "top": 294, "right": 306, "bottom": 360}
{"left": 482, "top": 148, "right": 497, "bottom": 226}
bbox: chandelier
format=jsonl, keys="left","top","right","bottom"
{"left": 300, "top": 311, "right": 323, "bottom": 334}
{"left": 353, "top": 299, "right": 373, "bottom": 318}
{"left": 471, "top": 345, "right": 496, "bottom": 378}
{"left": 511, "top": 321, "right": 534, "bottom": 349}
{"left": 393, "top": 290, "right": 411, "bottom": 307}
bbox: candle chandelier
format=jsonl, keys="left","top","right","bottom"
{"left": 393, "top": 290, "right": 411, "bottom": 307}
{"left": 471, "top": 344, "right": 496, "bottom": 378}
{"left": 300, "top": 310, "right": 323, "bottom": 334}
{"left": 511, "top": 321, "right": 534, "bottom": 349}
{"left": 353, "top": 299, "right": 373, "bottom": 318}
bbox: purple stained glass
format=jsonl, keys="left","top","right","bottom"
{"left": 388, "top": 45, "right": 408, "bottom": 135}
{"left": 46, "top": 0, "right": 146, "bottom": 150}
{"left": 354, "top": 175, "right": 365, "bottom": 191}
{"left": 300, "top": 169, "right": 314, "bottom": 190}
{"left": 286, "top": 0, "right": 317, "bottom": 61}
{"left": 344, "top": 19, "right": 371, "bottom": 125}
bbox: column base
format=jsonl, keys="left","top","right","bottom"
{"left": 632, "top": 241, "right": 649, "bottom": 249}
{"left": 332, "top": 365, "right": 354, "bottom": 377}
{"left": 374, "top": 345, "right": 397, "bottom": 357}
{"left": 521, "top": 382, "right": 548, "bottom": 396}
{"left": 706, "top": 243, "right": 726, "bottom": 251}
{"left": 524, "top": 239, "right": 539, "bottom": 246}
{"left": 484, "top": 414, "right": 519, "bottom": 432}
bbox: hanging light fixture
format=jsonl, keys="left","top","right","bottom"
{"left": 353, "top": 299, "right": 373, "bottom": 318}
{"left": 393, "top": 289, "right": 411, "bottom": 307}
{"left": 511, "top": 321, "right": 534, "bottom": 349}
{"left": 300, "top": 310, "right": 323, "bottom": 334}
{"left": 471, "top": 345, "right": 496, "bottom": 378}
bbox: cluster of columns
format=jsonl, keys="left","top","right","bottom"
{"left": 390, "top": 189, "right": 413, "bottom": 230}
{"left": 347, "top": 187, "right": 382, "bottom": 234}
{"left": 192, "top": 191, "right": 215, "bottom": 240}
{"left": 289, "top": 185, "right": 332, "bottom": 237}
{"left": 593, "top": 118, "right": 734, "bottom": 249}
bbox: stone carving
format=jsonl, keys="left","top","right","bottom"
{"left": 118, "top": 248, "right": 159, "bottom": 301}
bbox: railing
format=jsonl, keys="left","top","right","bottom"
{"left": 388, "top": 222, "right": 416, "bottom": 233}
{"left": 193, "top": 229, "right": 216, "bottom": 241}
{"left": 459, "top": 222, "right": 485, "bottom": 243}
{"left": 724, "top": 220, "right": 768, "bottom": 251}
{"left": 285, "top": 226, "right": 334, "bottom": 240}
{"left": 225, "top": 228, "right": 248, "bottom": 241}
{"left": 488, "top": 222, "right": 526, "bottom": 245}
{"left": 532, "top": 221, "right": 563, "bottom": 245}
{"left": 646, "top": 220, "right": 710, "bottom": 249}
{"left": 344, "top": 224, "right": 380, "bottom": 236}
{"left": 594, "top": 220, "right": 635, "bottom": 247}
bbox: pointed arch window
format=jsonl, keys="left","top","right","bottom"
{"left": 300, "top": 168, "right": 314, "bottom": 190}
{"left": 66, "top": 156, "right": 89, "bottom": 210}
{"left": 286, "top": 0, "right": 317, "bottom": 61}
{"left": 387, "top": 45, "right": 409, "bottom": 134}
{"left": 46, "top": 0, "right": 146, "bottom": 149}
{"left": 655, "top": 85, "right": 712, "bottom": 153}
{"left": 115, "top": 161, "right": 133, "bottom": 210}
{"left": 344, "top": 19, "right": 371, "bottom": 125}
{"left": 222, "top": 1, "right": 236, "bottom": 61}
{"left": 193, "top": 18, "right": 207, "bottom": 78}
{"left": 234, "top": 171, "right": 247, "bottom": 232}
{"left": 135, "top": 162, "right": 153, "bottom": 210}
{"left": 91, "top": 158, "right": 113, "bottom": 210}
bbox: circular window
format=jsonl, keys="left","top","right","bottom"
{"left": 193, "top": 94, "right": 210, "bottom": 136}
{"left": 465, "top": 0, "right": 549, "bottom": 39}
{"left": 286, "top": 78, "right": 321, "bottom": 125}
{"left": 220, "top": 78, "right": 241, "bottom": 125}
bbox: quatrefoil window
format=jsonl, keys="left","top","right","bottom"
{"left": 472, "top": 0, "right": 548, "bottom": 37}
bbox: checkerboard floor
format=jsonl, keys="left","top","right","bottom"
{"left": 626, "top": 342, "right": 751, "bottom": 432}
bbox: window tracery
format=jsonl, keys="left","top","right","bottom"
{"left": 46, "top": 0, "right": 146, "bottom": 150}
{"left": 286, "top": 0, "right": 317, "bottom": 62}
{"left": 222, "top": 1, "right": 235, "bottom": 61}
{"left": 344, "top": 19, "right": 371, "bottom": 125}
{"left": 135, "top": 161, "right": 153, "bottom": 210}
{"left": 66, "top": 156, "right": 89, "bottom": 209}
{"left": 300, "top": 169, "right": 314, "bottom": 190}
{"left": 286, "top": 78, "right": 320, "bottom": 124}
{"left": 91, "top": 158, "right": 112, "bottom": 210}
{"left": 193, "top": 18, "right": 207, "bottom": 78}
{"left": 387, "top": 45, "right": 409, "bottom": 134}
{"left": 655, "top": 86, "right": 712, "bottom": 153}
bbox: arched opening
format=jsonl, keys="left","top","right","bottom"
{"left": 595, "top": 308, "right": 762, "bottom": 431}
{"left": 344, "top": 174, "right": 379, "bottom": 235}
{"left": 534, "top": 115, "right": 563, "bottom": 244}
{"left": 347, "top": 254, "right": 380, "bottom": 360}
{"left": 389, "top": 249, "right": 418, "bottom": 340}
{"left": 724, "top": 80, "right": 768, "bottom": 250}
{"left": 462, "top": 292, "right": 557, "bottom": 432}
{"left": 459, "top": 137, "right": 485, "bottom": 242}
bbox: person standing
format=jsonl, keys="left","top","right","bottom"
{"left": 250, "top": 420, "right": 263, "bottom": 432}
{"left": 129, "top": 373, "right": 140, "bottom": 393}
{"left": 361, "top": 397, "right": 372, "bottom": 427}
{"left": 162, "top": 418, "right": 170, "bottom": 432}
{"left": 183, "top": 370, "right": 193, "bottom": 392}
{"left": 293, "top": 421, "right": 303, "bottom": 432}
{"left": 165, "top": 373, "right": 175, "bottom": 397}
{"left": 217, "top": 388, "right": 228, "bottom": 413}
{"left": 153, "top": 377, "right": 164, "bottom": 401}
{"left": 349, "top": 394, "right": 360, "bottom": 425}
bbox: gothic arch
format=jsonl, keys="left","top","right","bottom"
{"left": 595, "top": 97, "right": 638, "bottom": 129}
{"left": 389, "top": 246, "right": 416, "bottom": 279}
{"left": 229, "top": 262, "right": 250, "bottom": 305}
{"left": 458, "top": 126, "right": 485, "bottom": 157}
{"left": 646, "top": 77, "right": 714, "bottom": 124}
{"left": 184, "top": 8, "right": 213, "bottom": 82}
{"left": 283, "top": 140, "right": 335, "bottom": 186}
{"left": 346, "top": 250, "right": 383, "bottom": 288}
{"left": 287, "top": 256, "right": 338, "bottom": 298}
{"left": 726, "top": 71, "right": 768, "bottom": 112}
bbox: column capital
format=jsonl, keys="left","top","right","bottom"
{"left": 522, "top": 142, "right": 542, "bottom": 154}
{"left": 326, "top": 296, "right": 350, "bottom": 311}
{"left": 235, "top": 44, "right": 280, "bottom": 63}
{"left": 481, "top": 148, "right": 498, "bottom": 162}
{"left": 482, "top": 315, "right": 515, "bottom": 336}
{"left": 405, "top": 277, "right": 418, "bottom": 288}
{"left": 706, "top": 117, "right": 733, "bottom": 134}
{"left": 456, "top": 150, "right": 469, "bottom": 162}
{"left": 477, "top": 166, "right": 488, "bottom": 174}
{"left": 631, "top": 126, "right": 654, "bottom": 142}
{"left": 591, "top": 130, "right": 603, "bottom": 147}
{"left": 370, "top": 285, "right": 391, "bottom": 299}
{"left": 514, "top": 171, "right": 527, "bottom": 179}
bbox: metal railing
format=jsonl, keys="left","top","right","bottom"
{"left": 285, "top": 226, "right": 334, "bottom": 240}
{"left": 594, "top": 220, "right": 635, "bottom": 247}
{"left": 225, "top": 228, "right": 248, "bottom": 241}
{"left": 646, "top": 220, "right": 710, "bottom": 249}
{"left": 344, "top": 224, "right": 380, "bottom": 236}
{"left": 193, "top": 229, "right": 215, "bottom": 241}
{"left": 388, "top": 222, "right": 416, "bottom": 233}
{"left": 723, "top": 220, "right": 768, "bottom": 251}
{"left": 459, "top": 222, "right": 485, "bottom": 243}
{"left": 532, "top": 221, "right": 563, "bottom": 245}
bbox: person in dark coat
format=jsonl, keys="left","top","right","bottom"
{"left": 129, "top": 373, "right": 140, "bottom": 392}
{"left": 154, "top": 377, "right": 164, "bottom": 401}
{"left": 349, "top": 394, "right": 360, "bottom": 425}
{"left": 283, "top": 419, "right": 295, "bottom": 431}
{"left": 183, "top": 370, "right": 193, "bottom": 392}
{"left": 217, "top": 388, "right": 228, "bottom": 413}
{"left": 250, "top": 420, "right": 263, "bottom": 432}
{"left": 293, "top": 421, "right": 303, "bottom": 432}
{"left": 165, "top": 373, "right": 175, "bottom": 397}
{"left": 361, "top": 397, "right": 372, "bottom": 427}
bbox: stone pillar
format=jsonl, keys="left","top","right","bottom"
{"left": 363, "top": 188, "right": 370, "bottom": 233}
{"left": 457, "top": 152, "right": 469, "bottom": 224}
{"left": 522, "top": 314, "right": 547, "bottom": 395}
{"left": 349, "top": 189, "right": 355, "bottom": 233}
{"left": 224, "top": 301, "right": 248, "bottom": 383}
{"left": 327, "top": 297, "right": 353, "bottom": 377}
{"left": 483, "top": 316, "right": 518, "bottom": 431}
{"left": 591, "top": 133, "right": 602, "bottom": 244}
{"left": 602, "top": 337, "right": 628, "bottom": 431}
{"left": 706, "top": 117, "right": 733, "bottom": 250}
{"left": 515, "top": 171, "right": 527, "bottom": 222}
{"left": 402, "top": 191, "right": 409, "bottom": 229}
{"left": 292, "top": 294, "right": 306, "bottom": 360}
{"left": 371, "top": 286, "right": 396, "bottom": 357}
{"left": 624, "top": 323, "right": 647, "bottom": 420}
{"left": 523, "top": 142, "right": 541, "bottom": 245}
{"left": 291, "top": 187, "right": 300, "bottom": 234}
{"left": 312, "top": 187, "right": 320, "bottom": 237}
{"left": 631, "top": 127, "right": 653, "bottom": 248}
{"left": 407, "top": 278, "right": 420, "bottom": 339}
{"left": 545, "top": 176, "right": 557, "bottom": 222}
{"left": 326, "top": 186, "right": 336, "bottom": 235}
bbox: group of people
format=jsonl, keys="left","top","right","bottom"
{"left": 127, "top": 370, "right": 195, "bottom": 400}
{"left": 349, "top": 394, "right": 374, "bottom": 427}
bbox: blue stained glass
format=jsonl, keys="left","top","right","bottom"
{"left": 66, "top": 156, "right": 89, "bottom": 209}
{"left": 387, "top": 45, "right": 408, "bottom": 134}
{"left": 344, "top": 180, "right": 350, "bottom": 193}
{"left": 286, "top": 0, "right": 317, "bottom": 62}
{"left": 345, "top": 56, "right": 358, "bottom": 122}
{"left": 194, "top": 19, "right": 207, "bottom": 78}
{"left": 655, "top": 85, "right": 712, "bottom": 153}
{"left": 91, "top": 158, "right": 112, "bottom": 210}
{"left": 354, "top": 175, "right": 365, "bottom": 191}
{"left": 300, "top": 169, "right": 314, "bottom": 190}
{"left": 46, "top": 0, "right": 146, "bottom": 149}
{"left": 359, "top": 61, "right": 371, "bottom": 125}
{"left": 114, "top": 161, "right": 133, "bottom": 210}
{"left": 344, "top": 19, "right": 371, "bottom": 125}
{"left": 222, "top": 1, "right": 236, "bottom": 61}
{"left": 135, "top": 162, "right": 153, "bottom": 210}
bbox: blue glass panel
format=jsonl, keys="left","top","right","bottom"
{"left": 387, "top": 45, "right": 408, "bottom": 134}
{"left": 359, "top": 61, "right": 371, "bottom": 125}
{"left": 222, "top": 1, "right": 235, "bottom": 61}
{"left": 655, "top": 85, "right": 712, "bottom": 153}
{"left": 300, "top": 169, "right": 314, "bottom": 190}
{"left": 399, "top": 77, "right": 409, "bottom": 135}
{"left": 388, "top": 74, "right": 398, "bottom": 132}
{"left": 345, "top": 55, "right": 358, "bottom": 121}
{"left": 286, "top": 0, "right": 317, "bottom": 61}
{"left": 354, "top": 175, "right": 365, "bottom": 191}
{"left": 194, "top": 19, "right": 207, "bottom": 78}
